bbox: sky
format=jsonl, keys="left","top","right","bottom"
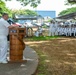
{"left": 5, "top": 0, "right": 76, "bottom": 17}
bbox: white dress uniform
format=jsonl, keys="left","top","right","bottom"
{"left": 72, "top": 27, "right": 75, "bottom": 36}
{"left": 68, "top": 25, "right": 72, "bottom": 36}
{"left": 34, "top": 31, "right": 39, "bottom": 37}
{"left": 64, "top": 27, "right": 68, "bottom": 36}
{"left": 0, "top": 18, "right": 10, "bottom": 62}
{"left": 57, "top": 26, "right": 61, "bottom": 35}
{"left": 49, "top": 23, "right": 55, "bottom": 36}
{"left": 72, "top": 27, "right": 76, "bottom": 36}
{"left": 54, "top": 22, "right": 58, "bottom": 35}
{"left": 61, "top": 27, "right": 64, "bottom": 35}
{"left": 66, "top": 27, "right": 70, "bottom": 36}
{"left": 74, "top": 27, "right": 76, "bottom": 37}
{"left": 38, "top": 27, "right": 43, "bottom": 34}
{"left": 59, "top": 27, "right": 63, "bottom": 35}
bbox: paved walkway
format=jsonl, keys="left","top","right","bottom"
{"left": 0, "top": 46, "right": 38, "bottom": 75}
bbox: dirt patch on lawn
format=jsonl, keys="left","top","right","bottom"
{"left": 25, "top": 37, "right": 76, "bottom": 75}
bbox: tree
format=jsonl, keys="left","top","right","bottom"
{"left": 0, "top": 1, "right": 13, "bottom": 17}
{"left": 59, "top": 0, "right": 76, "bottom": 16}
{"left": 24, "top": 9, "right": 38, "bottom": 15}
{"left": 65, "top": 0, "right": 76, "bottom": 5}
{"left": 58, "top": 7, "right": 76, "bottom": 16}
{"left": 11, "top": 9, "right": 38, "bottom": 16}
{"left": 0, "top": 0, "right": 38, "bottom": 17}
{"left": 5, "top": 0, "right": 41, "bottom": 8}
{"left": 0, "top": 1, "right": 8, "bottom": 14}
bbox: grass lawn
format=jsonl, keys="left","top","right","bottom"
{"left": 24, "top": 36, "right": 76, "bottom": 75}
{"left": 25, "top": 36, "right": 59, "bottom": 41}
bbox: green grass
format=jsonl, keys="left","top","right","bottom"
{"left": 25, "top": 36, "right": 59, "bottom": 41}
{"left": 35, "top": 50, "right": 50, "bottom": 75}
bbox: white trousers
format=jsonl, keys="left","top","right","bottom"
{"left": 49, "top": 28, "right": 55, "bottom": 36}
{"left": 35, "top": 31, "right": 39, "bottom": 37}
{"left": 0, "top": 35, "right": 8, "bottom": 61}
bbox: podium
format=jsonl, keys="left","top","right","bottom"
{"left": 9, "top": 27, "right": 26, "bottom": 62}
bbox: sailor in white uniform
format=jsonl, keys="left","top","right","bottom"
{"left": 38, "top": 26, "right": 43, "bottom": 36}
{"left": 57, "top": 23, "right": 61, "bottom": 36}
{"left": 34, "top": 31, "right": 39, "bottom": 37}
{"left": 74, "top": 27, "right": 76, "bottom": 37}
{"left": 0, "top": 13, "right": 18, "bottom": 63}
{"left": 49, "top": 21, "right": 55, "bottom": 36}
{"left": 64, "top": 27, "right": 67, "bottom": 36}
{"left": 72, "top": 25, "right": 76, "bottom": 37}
{"left": 54, "top": 21, "right": 58, "bottom": 36}
{"left": 68, "top": 23, "right": 72, "bottom": 36}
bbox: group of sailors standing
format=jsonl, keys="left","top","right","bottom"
{"left": 49, "top": 21, "right": 76, "bottom": 37}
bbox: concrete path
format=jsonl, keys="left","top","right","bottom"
{"left": 0, "top": 46, "right": 38, "bottom": 75}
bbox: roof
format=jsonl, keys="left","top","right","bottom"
{"left": 13, "top": 15, "right": 43, "bottom": 20}
{"left": 56, "top": 12, "right": 76, "bottom": 19}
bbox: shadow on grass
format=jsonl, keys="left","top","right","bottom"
{"left": 25, "top": 37, "right": 76, "bottom": 75}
